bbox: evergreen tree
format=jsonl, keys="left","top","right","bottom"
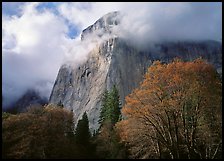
{"left": 98, "top": 85, "right": 121, "bottom": 127}
{"left": 74, "top": 112, "right": 91, "bottom": 144}
{"left": 74, "top": 112, "right": 97, "bottom": 158}
{"left": 57, "top": 100, "right": 64, "bottom": 108}
{"left": 110, "top": 85, "right": 121, "bottom": 125}
{"left": 96, "top": 85, "right": 126, "bottom": 158}
{"left": 98, "top": 89, "right": 109, "bottom": 125}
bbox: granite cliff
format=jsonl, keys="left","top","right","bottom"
{"left": 49, "top": 12, "right": 222, "bottom": 132}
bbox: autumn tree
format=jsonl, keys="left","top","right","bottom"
{"left": 116, "top": 58, "right": 222, "bottom": 159}
{"left": 2, "top": 104, "right": 76, "bottom": 159}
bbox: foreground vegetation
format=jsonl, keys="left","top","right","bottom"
{"left": 2, "top": 58, "right": 222, "bottom": 159}
{"left": 116, "top": 58, "right": 222, "bottom": 159}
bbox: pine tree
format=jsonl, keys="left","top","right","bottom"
{"left": 74, "top": 112, "right": 97, "bottom": 158}
{"left": 98, "top": 89, "right": 109, "bottom": 125}
{"left": 98, "top": 85, "right": 121, "bottom": 127}
{"left": 109, "top": 85, "right": 121, "bottom": 125}
{"left": 96, "top": 86, "right": 126, "bottom": 158}
{"left": 74, "top": 112, "right": 91, "bottom": 144}
{"left": 57, "top": 100, "right": 64, "bottom": 108}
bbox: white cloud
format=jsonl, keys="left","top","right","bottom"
{"left": 58, "top": 2, "right": 222, "bottom": 47}
{"left": 2, "top": 2, "right": 71, "bottom": 107}
{"left": 116, "top": 2, "right": 222, "bottom": 49}
{"left": 2, "top": 2, "right": 222, "bottom": 107}
{"left": 57, "top": 2, "right": 122, "bottom": 32}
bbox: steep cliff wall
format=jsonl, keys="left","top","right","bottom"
{"left": 49, "top": 12, "right": 222, "bottom": 132}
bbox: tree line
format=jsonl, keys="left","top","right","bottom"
{"left": 2, "top": 58, "right": 222, "bottom": 159}
{"left": 2, "top": 85, "right": 124, "bottom": 159}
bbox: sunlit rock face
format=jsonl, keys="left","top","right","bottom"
{"left": 49, "top": 11, "right": 222, "bottom": 132}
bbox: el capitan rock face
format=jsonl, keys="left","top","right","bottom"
{"left": 81, "top": 11, "right": 120, "bottom": 41}
{"left": 49, "top": 12, "right": 222, "bottom": 132}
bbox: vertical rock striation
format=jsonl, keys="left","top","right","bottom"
{"left": 49, "top": 12, "right": 222, "bottom": 132}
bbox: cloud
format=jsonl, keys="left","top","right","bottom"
{"left": 2, "top": 2, "right": 71, "bottom": 107}
{"left": 2, "top": 2, "right": 222, "bottom": 107}
{"left": 119, "top": 2, "right": 222, "bottom": 49}
{"left": 57, "top": 2, "right": 123, "bottom": 33}
{"left": 58, "top": 2, "right": 221, "bottom": 49}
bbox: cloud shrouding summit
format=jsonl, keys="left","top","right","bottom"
{"left": 59, "top": 2, "right": 222, "bottom": 42}
{"left": 2, "top": 2, "right": 222, "bottom": 108}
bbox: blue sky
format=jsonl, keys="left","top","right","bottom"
{"left": 2, "top": 2, "right": 222, "bottom": 42}
{"left": 2, "top": 2, "right": 24, "bottom": 16}
{"left": 2, "top": 2, "right": 222, "bottom": 108}
{"left": 2, "top": 2, "right": 79, "bottom": 38}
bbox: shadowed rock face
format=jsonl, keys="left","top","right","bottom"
{"left": 4, "top": 89, "right": 47, "bottom": 114}
{"left": 49, "top": 12, "right": 222, "bottom": 132}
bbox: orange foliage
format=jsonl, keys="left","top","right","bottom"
{"left": 116, "top": 58, "right": 222, "bottom": 159}
{"left": 2, "top": 105, "right": 75, "bottom": 159}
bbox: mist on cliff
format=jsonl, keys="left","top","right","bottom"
{"left": 2, "top": 2, "right": 221, "bottom": 108}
